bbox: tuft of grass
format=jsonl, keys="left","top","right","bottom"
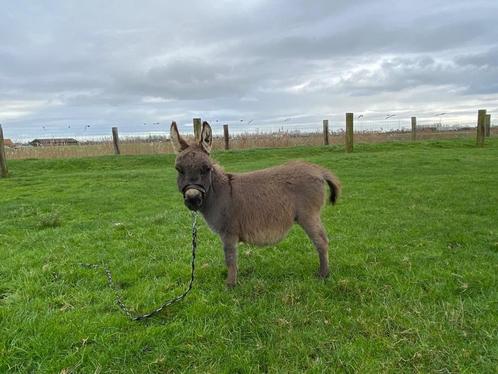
{"left": 37, "top": 211, "right": 62, "bottom": 229}
{"left": 0, "top": 138, "right": 497, "bottom": 372}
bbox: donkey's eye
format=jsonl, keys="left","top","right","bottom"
{"left": 176, "top": 166, "right": 184, "bottom": 174}
{"left": 200, "top": 166, "right": 211, "bottom": 175}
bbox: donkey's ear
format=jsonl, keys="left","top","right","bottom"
{"left": 200, "top": 121, "right": 213, "bottom": 154}
{"left": 170, "top": 121, "right": 189, "bottom": 154}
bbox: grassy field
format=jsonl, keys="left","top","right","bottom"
{"left": 1, "top": 139, "right": 497, "bottom": 373}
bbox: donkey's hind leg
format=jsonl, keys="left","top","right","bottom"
{"left": 297, "top": 214, "right": 330, "bottom": 278}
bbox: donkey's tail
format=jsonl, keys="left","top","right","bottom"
{"left": 321, "top": 169, "right": 341, "bottom": 205}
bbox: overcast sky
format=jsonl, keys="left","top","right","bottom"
{"left": 1, "top": 0, "right": 498, "bottom": 139}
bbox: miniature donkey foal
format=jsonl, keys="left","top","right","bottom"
{"left": 170, "top": 121, "right": 341, "bottom": 287}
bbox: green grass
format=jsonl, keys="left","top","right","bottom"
{"left": 1, "top": 138, "right": 497, "bottom": 373}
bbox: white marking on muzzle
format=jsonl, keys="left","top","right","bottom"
{"left": 184, "top": 188, "right": 203, "bottom": 200}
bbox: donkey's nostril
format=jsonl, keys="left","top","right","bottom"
{"left": 184, "top": 188, "right": 203, "bottom": 210}
{"left": 185, "top": 195, "right": 201, "bottom": 204}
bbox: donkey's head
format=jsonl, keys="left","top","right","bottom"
{"left": 170, "top": 121, "right": 214, "bottom": 211}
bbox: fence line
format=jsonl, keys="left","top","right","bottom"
{"left": 477, "top": 110, "right": 486, "bottom": 147}
{"left": 5, "top": 117, "right": 493, "bottom": 142}
{"left": 112, "top": 127, "right": 120, "bottom": 155}
{"left": 345, "top": 113, "right": 354, "bottom": 153}
{"left": 411, "top": 117, "right": 417, "bottom": 141}
{"left": 1, "top": 110, "right": 495, "bottom": 159}
{"left": 0, "top": 124, "right": 9, "bottom": 177}
{"left": 193, "top": 118, "right": 202, "bottom": 141}
{"left": 322, "top": 120, "right": 329, "bottom": 145}
{"left": 485, "top": 114, "right": 491, "bottom": 137}
{"left": 223, "top": 124, "right": 230, "bottom": 150}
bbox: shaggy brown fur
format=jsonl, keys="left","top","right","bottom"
{"left": 171, "top": 121, "right": 341, "bottom": 286}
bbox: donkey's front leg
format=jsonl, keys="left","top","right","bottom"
{"left": 222, "top": 237, "right": 238, "bottom": 287}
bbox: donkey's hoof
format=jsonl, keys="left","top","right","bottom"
{"left": 226, "top": 280, "right": 237, "bottom": 288}
{"left": 317, "top": 270, "right": 330, "bottom": 279}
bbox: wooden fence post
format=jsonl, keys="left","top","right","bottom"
{"left": 485, "top": 114, "right": 491, "bottom": 137}
{"left": 477, "top": 109, "right": 486, "bottom": 147}
{"left": 345, "top": 113, "right": 354, "bottom": 153}
{"left": 411, "top": 116, "right": 417, "bottom": 141}
{"left": 323, "top": 119, "right": 329, "bottom": 145}
{"left": 112, "top": 127, "right": 121, "bottom": 155}
{"left": 0, "top": 124, "right": 8, "bottom": 178}
{"left": 193, "top": 118, "right": 202, "bottom": 141}
{"left": 223, "top": 124, "right": 230, "bottom": 150}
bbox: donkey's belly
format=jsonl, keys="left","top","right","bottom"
{"left": 241, "top": 230, "right": 287, "bottom": 246}
{"left": 240, "top": 221, "right": 293, "bottom": 246}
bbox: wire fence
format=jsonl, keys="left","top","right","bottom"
{"left": 1, "top": 113, "right": 496, "bottom": 160}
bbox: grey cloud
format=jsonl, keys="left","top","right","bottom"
{"left": 116, "top": 60, "right": 253, "bottom": 100}
{"left": 1, "top": 0, "right": 498, "bottom": 139}
{"left": 249, "top": 21, "right": 496, "bottom": 63}
{"left": 456, "top": 47, "right": 498, "bottom": 67}
{"left": 301, "top": 50, "right": 498, "bottom": 97}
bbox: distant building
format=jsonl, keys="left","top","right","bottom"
{"left": 3, "top": 139, "right": 15, "bottom": 148}
{"left": 29, "top": 138, "right": 79, "bottom": 147}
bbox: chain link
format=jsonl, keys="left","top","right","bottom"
{"left": 80, "top": 211, "right": 198, "bottom": 321}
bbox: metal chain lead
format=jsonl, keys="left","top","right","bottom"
{"left": 80, "top": 211, "right": 198, "bottom": 321}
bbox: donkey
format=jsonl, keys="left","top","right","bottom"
{"left": 170, "top": 121, "right": 341, "bottom": 287}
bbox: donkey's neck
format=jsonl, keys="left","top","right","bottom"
{"left": 201, "top": 165, "right": 230, "bottom": 209}
{"left": 199, "top": 165, "right": 232, "bottom": 233}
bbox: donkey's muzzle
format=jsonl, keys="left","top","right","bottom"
{"left": 183, "top": 185, "right": 205, "bottom": 211}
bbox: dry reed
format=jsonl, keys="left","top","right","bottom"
{"left": 5, "top": 127, "right": 496, "bottom": 160}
